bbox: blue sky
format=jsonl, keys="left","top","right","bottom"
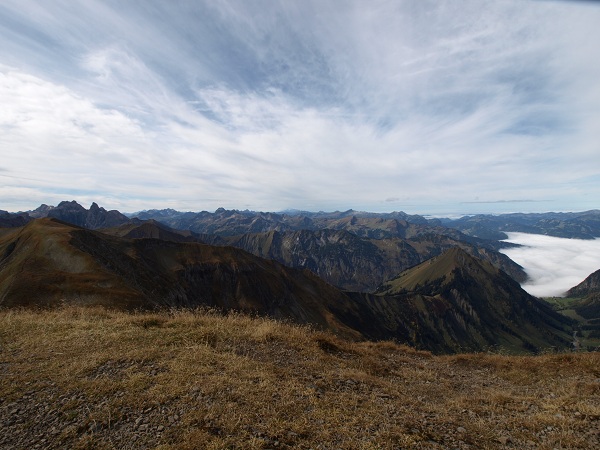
{"left": 1, "top": 0, "right": 599, "bottom": 215}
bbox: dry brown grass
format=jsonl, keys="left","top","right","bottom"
{"left": 1, "top": 306, "right": 598, "bottom": 449}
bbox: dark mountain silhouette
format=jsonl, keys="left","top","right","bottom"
{"left": 15, "top": 201, "right": 132, "bottom": 229}
{"left": 44, "top": 201, "right": 131, "bottom": 229}
{"left": 0, "top": 210, "right": 31, "bottom": 228}
{"left": 0, "top": 219, "right": 572, "bottom": 354}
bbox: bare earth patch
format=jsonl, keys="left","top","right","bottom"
{"left": 0, "top": 307, "right": 598, "bottom": 449}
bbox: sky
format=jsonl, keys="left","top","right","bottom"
{"left": 500, "top": 232, "right": 600, "bottom": 297}
{"left": 1, "top": 0, "right": 599, "bottom": 215}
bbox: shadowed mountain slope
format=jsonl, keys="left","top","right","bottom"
{"left": 0, "top": 210, "right": 31, "bottom": 228}
{"left": 568, "top": 268, "right": 600, "bottom": 299}
{"left": 200, "top": 229, "right": 526, "bottom": 291}
{"left": 374, "top": 248, "right": 572, "bottom": 353}
{"left": 101, "top": 220, "right": 204, "bottom": 243}
{"left": 0, "top": 218, "right": 364, "bottom": 338}
{"left": 566, "top": 269, "right": 600, "bottom": 321}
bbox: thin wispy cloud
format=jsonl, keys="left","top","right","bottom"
{"left": 0, "top": 0, "right": 598, "bottom": 214}
{"left": 500, "top": 233, "right": 600, "bottom": 297}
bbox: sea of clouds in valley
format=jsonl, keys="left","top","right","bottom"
{"left": 500, "top": 233, "right": 600, "bottom": 298}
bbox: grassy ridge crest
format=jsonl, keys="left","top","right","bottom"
{"left": 1, "top": 306, "right": 598, "bottom": 449}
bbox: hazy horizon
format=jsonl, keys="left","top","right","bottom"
{"left": 2, "top": 199, "right": 598, "bottom": 220}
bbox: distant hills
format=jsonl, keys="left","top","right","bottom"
{"left": 440, "top": 210, "right": 600, "bottom": 240}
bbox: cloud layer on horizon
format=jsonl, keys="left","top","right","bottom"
{"left": 500, "top": 232, "right": 600, "bottom": 297}
{"left": 1, "top": 0, "right": 599, "bottom": 214}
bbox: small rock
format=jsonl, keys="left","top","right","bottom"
{"left": 497, "top": 436, "right": 512, "bottom": 445}
{"left": 457, "top": 426, "right": 466, "bottom": 433}
{"left": 157, "top": 425, "right": 165, "bottom": 432}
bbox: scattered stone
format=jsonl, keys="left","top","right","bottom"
{"left": 497, "top": 436, "right": 512, "bottom": 445}
{"left": 457, "top": 426, "right": 466, "bottom": 433}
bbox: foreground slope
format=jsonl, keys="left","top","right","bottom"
{"left": 375, "top": 248, "right": 573, "bottom": 353}
{"left": 1, "top": 307, "right": 598, "bottom": 450}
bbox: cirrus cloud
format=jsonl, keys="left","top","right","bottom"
{"left": 0, "top": 0, "right": 598, "bottom": 214}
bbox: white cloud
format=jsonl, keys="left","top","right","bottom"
{"left": 0, "top": 1, "right": 598, "bottom": 214}
{"left": 500, "top": 233, "right": 600, "bottom": 297}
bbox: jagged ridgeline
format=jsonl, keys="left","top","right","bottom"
{"left": 3, "top": 201, "right": 528, "bottom": 291}
{"left": 0, "top": 218, "right": 573, "bottom": 354}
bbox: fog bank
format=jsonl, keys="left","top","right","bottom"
{"left": 500, "top": 233, "right": 600, "bottom": 298}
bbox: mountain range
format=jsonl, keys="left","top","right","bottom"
{"left": 1, "top": 201, "right": 599, "bottom": 352}
{"left": 0, "top": 211, "right": 577, "bottom": 353}
{"left": 439, "top": 210, "right": 600, "bottom": 240}
{"left": 2, "top": 202, "right": 526, "bottom": 291}
{"left": 4, "top": 201, "right": 600, "bottom": 240}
